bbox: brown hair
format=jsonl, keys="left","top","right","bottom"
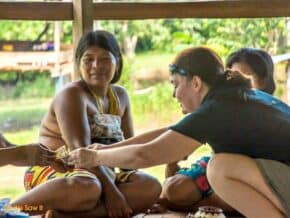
{"left": 226, "top": 48, "right": 275, "bottom": 94}
{"left": 75, "top": 30, "right": 123, "bottom": 83}
{"left": 173, "top": 46, "right": 251, "bottom": 89}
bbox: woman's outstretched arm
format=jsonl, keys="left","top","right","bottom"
{"left": 70, "top": 130, "right": 201, "bottom": 169}
{"left": 0, "top": 144, "right": 55, "bottom": 167}
{"left": 90, "top": 128, "right": 168, "bottom": 150}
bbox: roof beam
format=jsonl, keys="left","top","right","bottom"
{"left": 0, "top": 1, "right": 289, "bottom": 21}
{"left": 93, "top": 1, "right": 290, "bottom": 20}
{"left": 0, "top": 2, "right": 72, "bottom": 20}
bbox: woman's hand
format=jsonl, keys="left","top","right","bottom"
{"left": 51, "top": 159, "right": 74, "bottom": 173}
{"left": 68, "top": 148, "right": 99, "bottom": 169}
{"left": 103, "top": 186, "right": 133, "bottom": 218}
{"left": 24, "top": 144, "right": 56, "bottom": 166}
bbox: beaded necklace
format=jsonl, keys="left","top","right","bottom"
{"left": 85, "top": 84, "right": 119, "bottom": 115}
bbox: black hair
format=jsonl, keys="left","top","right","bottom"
{"left": 75, "top": 30, "right": 123, "bottom": 83}
{"left": 173, "top": 46, "right": 251, "bottom": 90}
{"left": 226, "top": 48, "right": 275, "bottom": 94}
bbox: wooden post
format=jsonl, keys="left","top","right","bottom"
{"left": 54, "top": 21, "right": 61, "bottom": 77}
{"left": 72, "top": 0, "right": 93, "bottom": 81}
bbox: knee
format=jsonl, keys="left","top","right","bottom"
{"left": 207, "top": 154, "right": 231, "bottom": 187}
{"left": 61, "top": 177, "right": 102, "bottom": 210}
{"left": 163, "top": 175, "right": 201, "bottom": 204}
{"left": 135, "top": 173, "right": 162, "bottom": 203}
{"left": 144, "top": 174, "right": 162, "bottom": 200}
{"left": 163, "top": 176, "right": 182, "bottom": 202}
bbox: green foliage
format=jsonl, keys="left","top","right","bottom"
{"left": 0, "top": 72, "right": 54, "bottom": 100}
{"left": 62, "top": 21, "right": 73, "bottom": 44}
{"left": 0, "top": 187, "right": 25, "bottom": 201}
{"left": 0, "top": 71, "right": 18, "bottom": 81}
{"left": 13, "top": 74, "right": 54, "bottom": 98}
{"left": 0, "top": 21, "right": 52, "bottom": 41}
{"left": 4, "top": 126, "right": 40, "bottom": 144}
{"left": 274, "top": 83, "right": 285, "bottom": 99}
{"left": 162, "top": 18, "right": 287, "bottom": 56}
{"left": 129, "top": 52, "right": 174, "bottom": 70}
{"left": 118, "top": 58, "right": 134, "bottom": 91}
{"left": 130, "top": 82, "right": 181, "bottom": 125}
{"left": 0, "top": 18, "right": 287, "bottom": 56}
{"left": 0, "top": 21, "right": 72, "bottom": 43}
{"left": 0, "top": 98, "right": 49, "bottom": 133}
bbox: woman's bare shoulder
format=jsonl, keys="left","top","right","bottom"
{"left": 112, "top": 85, "right": 129, "bottom": 99}
{"left": 53, "top": 81, "right": 87, "bottom": 105}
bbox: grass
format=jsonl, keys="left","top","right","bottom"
{"left": 4, "top": 126, "right": 40, "bottom": 144}
{"left": 0, "top": 187, "right": 25, "bottom": 200}
{"left": 130, "top": 52, "right": 174, "bottom": 70}
{"left": 0, "top": 98, "right": 50, "bottom": 138}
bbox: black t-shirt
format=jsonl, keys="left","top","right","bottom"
{"left": 170, "top": 87, "right": 290, "bottom": 162}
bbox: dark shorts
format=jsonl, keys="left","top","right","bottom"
{"left": 176, "top": 156, "right": 212, "bottom": 198}
{"left": 256, "top": 159, "right": 290, "bottom": 216}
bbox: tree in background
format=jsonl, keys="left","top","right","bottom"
{"left": 98, "top": 18, "right": 288, "bottom": 57}
{"left": 0, "top": 18, "right": 288, "bottom": 56}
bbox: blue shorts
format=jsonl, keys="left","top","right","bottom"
{"left": 176, "top": 156, "right": 213, "bottom": 198}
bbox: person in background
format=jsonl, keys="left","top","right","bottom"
{"left": 226, "top": 48, "right": 275, "bottom": 94}
{"left": 68, "top": 46, "right": 290, "bottom": 218}
{"left": 1, "top": 30, "right": 161, "bottom": 218}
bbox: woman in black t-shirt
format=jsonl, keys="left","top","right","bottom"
{"left": 156, "top": 47, "right": 278, "bottom": 215}
{"left": 69, "top": 46, "right": 290, "bottom": 218}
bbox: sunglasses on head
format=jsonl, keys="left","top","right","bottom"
{"left": 169, "top": 64, "right": 188, "bottom": 76}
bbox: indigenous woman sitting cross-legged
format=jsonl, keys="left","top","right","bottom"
{"left": 7, "top": 30, "right": 161, "bottom": 217}
{"left": 69, "top": 46, "right": 290, "bottom": 218}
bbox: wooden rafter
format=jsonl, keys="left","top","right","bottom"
{"left": 0, "top": 1, "right": 289, "bottom": 21}
{"left": 0, "top": 2, "right": 72, "bottom": 20}
{"left": 92, "top": 1, "right": 290, "bottom": 19}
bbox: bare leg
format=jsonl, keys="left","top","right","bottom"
{"left": 45, "top": 172, "right": 161, "bottom": 217}
{"left": 12, "top": 177, "right": 102, "bottom": 215}
{"left": 162, "top": 174, "right": 202, "bottom": 206}
{"left": 157, "top": 174, "right": 233, "bottom": 212}
{"left": 117, "top": 172, "right": 161, "bottom": 212}
{"left": 207, "top": 153, "right": 285, "bottom": 218}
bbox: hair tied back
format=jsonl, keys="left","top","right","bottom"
{"left": 224, "top": 69, "right": 235, "bottom": 81}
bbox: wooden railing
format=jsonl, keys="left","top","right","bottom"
{"left": 0, "top": 1, "right": 290, "bottom": 20}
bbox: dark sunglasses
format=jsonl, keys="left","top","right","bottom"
{"left": 169, "top": 64, "right": 188, "bottom": 76}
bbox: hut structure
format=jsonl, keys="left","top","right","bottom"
{"left": 0, "top": 1, "right": 290, "bottom": 217}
